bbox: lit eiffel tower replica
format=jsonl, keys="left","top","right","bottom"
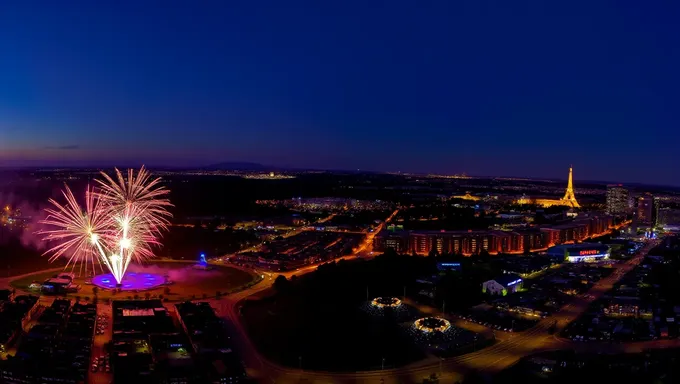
{"left": 560, "top": 166, "right": 580, "bottom": 208}
{"left": 514, "top": 166, "right": 582, "bottom": 207}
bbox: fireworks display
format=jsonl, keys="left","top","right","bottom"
{"left": 39, "top": 167, "right": 172, "bottom": 285}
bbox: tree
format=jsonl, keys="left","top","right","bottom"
{"left": 164, "top": 287, "right": 171, "bottom": 296}
{"left": 144, "top": 292, "right": 151, "bottom": 300}
{"left": 92, "top": 286, "right": 99, "bottom": 296}
{"left": 273, "top": 275, "right": 290, "bottom": 293}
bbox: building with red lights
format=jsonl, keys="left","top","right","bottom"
{"left": 545, "top": 243, "right": 610, "bottom": 262}
{"left": 373, "top": 214, "right": 615, "bottom": 256}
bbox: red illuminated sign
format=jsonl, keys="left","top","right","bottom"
{"left": 579, "top": 250, "right": 599, "bottom": 256}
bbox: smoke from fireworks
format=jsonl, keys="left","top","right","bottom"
{"left": 39, "top": 167, "right": 171, "bottom": 284}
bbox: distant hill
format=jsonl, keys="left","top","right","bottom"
{"left": 204, "top": 162, "right": 272, "bottom": 171}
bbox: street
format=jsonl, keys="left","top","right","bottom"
{"left": 210, "top": 238, "right": 664, "bottom": 383}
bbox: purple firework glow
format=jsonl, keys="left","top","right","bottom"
{"left": 92, "top": 271, "right": 165, "bottom": 291}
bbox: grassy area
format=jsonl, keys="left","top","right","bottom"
{"left": 0, "top": 242, "right": 66, "bottom": 277}
{"left": 241, "top": 295, "right": 426, "bottom": 372}
{"left": 240, "top": 255, "right": 494, "bottom": 371}
{"left": 10, "top": 262, "right": 257, "bottom": 301}
{"left": 10, "top": 270, "right": 61, "bottom": 290}
{"left": 240, "top": 256, "right": 437, "bottom": 371}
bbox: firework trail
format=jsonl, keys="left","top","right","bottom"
{"left": 39, "top": 167, "right": 172, "bottom": 285}
{"left": 95, "top": 167, "right": 172, "bottom": 278}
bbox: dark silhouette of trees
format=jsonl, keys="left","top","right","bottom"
{"left": 273, "top": 275, "right": 290, "bottom": 292}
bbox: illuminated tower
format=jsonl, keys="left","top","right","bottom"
{"left": 561, "top": 166, "right": 580, "bottom": 208}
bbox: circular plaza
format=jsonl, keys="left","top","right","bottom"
{"left": 414, "top": 317, "right": 452, "bottom": 333}
{"left": 10, "top": 261, "right": 259, "bottom": 301}
{"left": 371, "top": 297, "right": 402, "bottom": 308}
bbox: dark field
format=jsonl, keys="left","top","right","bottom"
{"left": 240, "top": 256, "right": 437, "bottom": 371}
{"left": 0, "top": 237, "right": 66, "bottom": 277}
{"left": 242, "top": 293, "right": 426, "bottom": 371}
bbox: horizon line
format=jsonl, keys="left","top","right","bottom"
{"left": 0, "top": 164, "right": 677, "bottom": 189}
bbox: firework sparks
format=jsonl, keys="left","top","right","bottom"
{"left": 39, "top": 167, "right": 172, "bottom": 285}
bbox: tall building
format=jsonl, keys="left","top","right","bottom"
{"left": 561, "top": 166, "right": 580, "bottom": 208}
{"left": 636, "top": 194, "right": 655, "bottom": 227}
{"left": 606, "top": 185, "right": 629, "bottom": 215}
{"left": 372, "top": 214, "right": 615, "bottom": 256}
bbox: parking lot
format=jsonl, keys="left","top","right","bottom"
{"left": 89, "top": 303, "right": 113, "bottom": 384}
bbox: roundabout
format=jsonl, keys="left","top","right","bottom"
{"left": 371, "top": 296, "right": 402, "bottom": 308}
{"left": 414, "top": 317, "right": 451, "bottom": 333}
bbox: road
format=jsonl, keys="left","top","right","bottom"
{"left": 89, "top": 303, "right": 113, "bottom": 384}
{"left": 0, "top": 212, "right": 658, "bottom": 384}
{"left": 236, "top": 213, "right": 337, "bottom": 254}
{"left": 0, "top": 210, "right": 399, "bottom": 384}
{"left": 211, "top": 237, "right": 664, "bottom": 383}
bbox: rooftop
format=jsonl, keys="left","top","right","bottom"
{"left": 493, "top": 274, "right": 523, "bottom": 287}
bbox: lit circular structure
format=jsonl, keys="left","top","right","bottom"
{"left": 92, "top": 272, "right": 165, "bottom": 291}
{"left": 414, "top": 317, "right": 451, "bottom": 333}
{"left": 371, "top": 297, "right": 402, "bottom": 308}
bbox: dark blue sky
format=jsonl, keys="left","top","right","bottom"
{"left": 1, "top": 1, "right": 678, "bottom": 184}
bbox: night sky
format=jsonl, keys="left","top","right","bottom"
{"left": 1, "top": 1, "right": 679, "bottom": 185}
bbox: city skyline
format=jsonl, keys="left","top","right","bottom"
{"left": 2, "top": 1, "right": 679, "bottom": 185}
{"left": 0, "top": 162, "right": 676, "bottom": 189}
{"left": 2, "top": 3, "right": 680, "bottom": 383}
